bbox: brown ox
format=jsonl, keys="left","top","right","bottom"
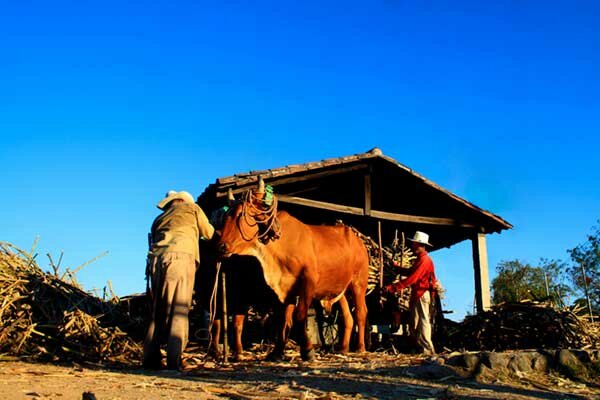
{"left": 217, "top": 180, "right": 369, "bottom": 361}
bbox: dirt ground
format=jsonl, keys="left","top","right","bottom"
{"left": 1, "top": 347, "right": 599, "bottom": 400}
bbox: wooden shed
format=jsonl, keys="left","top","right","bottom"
{"left": 198, "top": 147, "right": 512, "bottom": 313}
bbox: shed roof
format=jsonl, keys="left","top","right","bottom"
{"left": 198, "top": 148, "right": 512, "bottom": 250}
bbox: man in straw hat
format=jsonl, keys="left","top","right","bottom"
{"left": 384, "top": 231, "right": 438, "bottom": 355}
{"left": 143, "top": 190, "right": 215, "bottom": 370}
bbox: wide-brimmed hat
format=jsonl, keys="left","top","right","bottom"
{"left": 407, "top": 231, "right": 432, "bottom": 247}
{"left": 157, "top": 190, "right": 195, "bottom": 210}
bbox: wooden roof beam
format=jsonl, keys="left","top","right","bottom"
{"left": 277, "top": 194, "right": 477, "bottom": 228}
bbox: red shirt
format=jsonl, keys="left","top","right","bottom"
{"left": 389, "top": 250, "right": 436, "bottom": 305}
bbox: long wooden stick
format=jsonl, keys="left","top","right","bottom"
{"left": 378, "top": 221, "right": 384, "bottom": 305}
{"left": 221, "top": 270, "right": 229, "bottom": 362}
{"left": 401, "top": 232, "right": 405, "bottom": 268}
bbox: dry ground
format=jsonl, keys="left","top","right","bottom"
{"left": 1, "top": 348, "right": 598, "bottom": 400}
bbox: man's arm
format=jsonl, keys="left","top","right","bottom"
{"left": 195, "top": 205, "right": 215, "bottom": 240}
{"left": 386, "top": 256, "right": 430, "bottom": 292}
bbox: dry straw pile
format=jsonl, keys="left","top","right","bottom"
{"left": 0, "top": 241, "right": 142, "bottom": 366}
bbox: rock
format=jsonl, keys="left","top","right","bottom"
{"left": 460, "top": 353, "right": 481, "bottom": 371}
{"left": 570, "top": 349, "right": 592, "bottom": 363}
{"left": 480, "top": 352, "right": 509, "bottom": 370}
{"left": 531, "top": 352, "right": 551, "bottom": 372}
{"left": 557, "top": 349, "right": 589, "bottom": 380}
{"left": 445, "top": 353, "right": 480, "bottom": 376}
{"left": 508, "top": 353, "right": 533, "bottom": 373}
{"left": 473, "top": 364, "right": 497, "bottom": 383}
{"left": 404, "top": 364, "right": 459, "bottom": 380}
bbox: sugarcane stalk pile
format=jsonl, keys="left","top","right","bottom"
{"left": 345, "top": 225, "right": 415, "bottom": 309}
{"left": 0, "top": 242, "right": 142, "bottom": 366}
{"left": 442, "top": 301, "right": 600, "bottom": 351}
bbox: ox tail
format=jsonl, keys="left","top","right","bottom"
{"left": 320, "top": 290, "right": 345, "bottom": 314}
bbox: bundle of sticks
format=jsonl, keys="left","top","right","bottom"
{"left": 442, "top": 300, "right": 600, "bottom": 351}
{"left": 0, "top": 241, "right": 142, "bottom": 366}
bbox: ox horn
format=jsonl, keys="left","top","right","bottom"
{"left": 227, "top": 188, "right": 235, "bottom": 205}
{"left": 256, "top": 176, "right": 265, "bottom": 194}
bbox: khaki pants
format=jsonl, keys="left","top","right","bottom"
{"left": 143, "top": 252, "right": 196, "bottom": 369}
{"left": 410, "top": 290, "right": 436, "bottom": 355}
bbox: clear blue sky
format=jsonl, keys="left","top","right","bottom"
{"left": 2, "top": 1, "right": 599, "bottom": 321}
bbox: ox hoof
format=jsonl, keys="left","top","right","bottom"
{"left": 207, "top": 349, "right": 222, "bottom": 361}
{"left": 301, "top": 348, "right": 316, "bottom": 362}
{"left": 166, "top": 360, "right": 182, "bottom": 371}
{"left": 233, "top": 352, "right": 247, "bottom": 362}
{"left": 265, "top": 351, "right": 285, "bottom": 362}
{"left": 142, "top": 359, "right": 162, "bottom": 370}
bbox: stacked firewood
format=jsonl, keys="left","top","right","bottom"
{"left": 0, "top": 242, "right": 142, "bottom": 366}
{"left": 441, "top": 301, "right": 600, "bottom": 351}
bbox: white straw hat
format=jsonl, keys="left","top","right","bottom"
{"left": 407, "top": 231, "right": 432, "bottom": 247}
{"left": 157, "top": 190, "right": 196, "bottom": 210}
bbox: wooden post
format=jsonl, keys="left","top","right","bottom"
{"left": 472, "top": 232, "right": 491, "bottom": 313}
{"left": 221, "top": 271, "right": 229, "bottom": 362}
{"left": 364, "top": 173, "right": 372, "bottom": 216}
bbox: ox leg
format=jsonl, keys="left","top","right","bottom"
{"left": 295, "top": 297, "right": 316, "bottom": 362}
{"left": 232, "top": 314, "right": 246, "bottom": 361}
{"left": 350, "top": 283, "right": 368, "bottom": 353}
{"left": 267, "top": 303, "right": 295, "bottom": 361}
{"left": 337, "top": 294, "right": 353, "bottom": 354}
{"left": 209, "top": 318, "right": 222, "bottom": 360}
{"left": 283, "top": 303, "right": 295, "bottom": 342}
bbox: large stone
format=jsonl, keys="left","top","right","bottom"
{"left": 473, "top": 364, "right": 498, "bottom": 383}
{"left": 462, "top": 353, "right": 481, "bottom": 371}
{"left": 557, "top": 349, "right": 589, "bottom": 380}
{"left": 531, "top": 352, "right": 552, "bottom": 372}
{"left": 480, "top": 352, "right": 509, "bottom": 370}
{"left": 405, "top": 364, "right": 459, "bottom": 380}
{"left": 445, "top": 352, "right": 480, "bottom": 372}
{"left": 508, "top": 352, "right": 534, "bottom": 374}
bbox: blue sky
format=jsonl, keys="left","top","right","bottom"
{"left": 1, "top": 1, "right": 599, "bottom": 320}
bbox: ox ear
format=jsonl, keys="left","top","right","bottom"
{"left": 227, "top": 188, "right": 235, "bottom": 206}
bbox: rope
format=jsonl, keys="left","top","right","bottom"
{"left": 240, "top": 189, "right": 280, "bottom": 243}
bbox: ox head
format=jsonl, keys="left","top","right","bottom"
{"left": 217, "top": 177, "right": 279, "bottom": 258}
